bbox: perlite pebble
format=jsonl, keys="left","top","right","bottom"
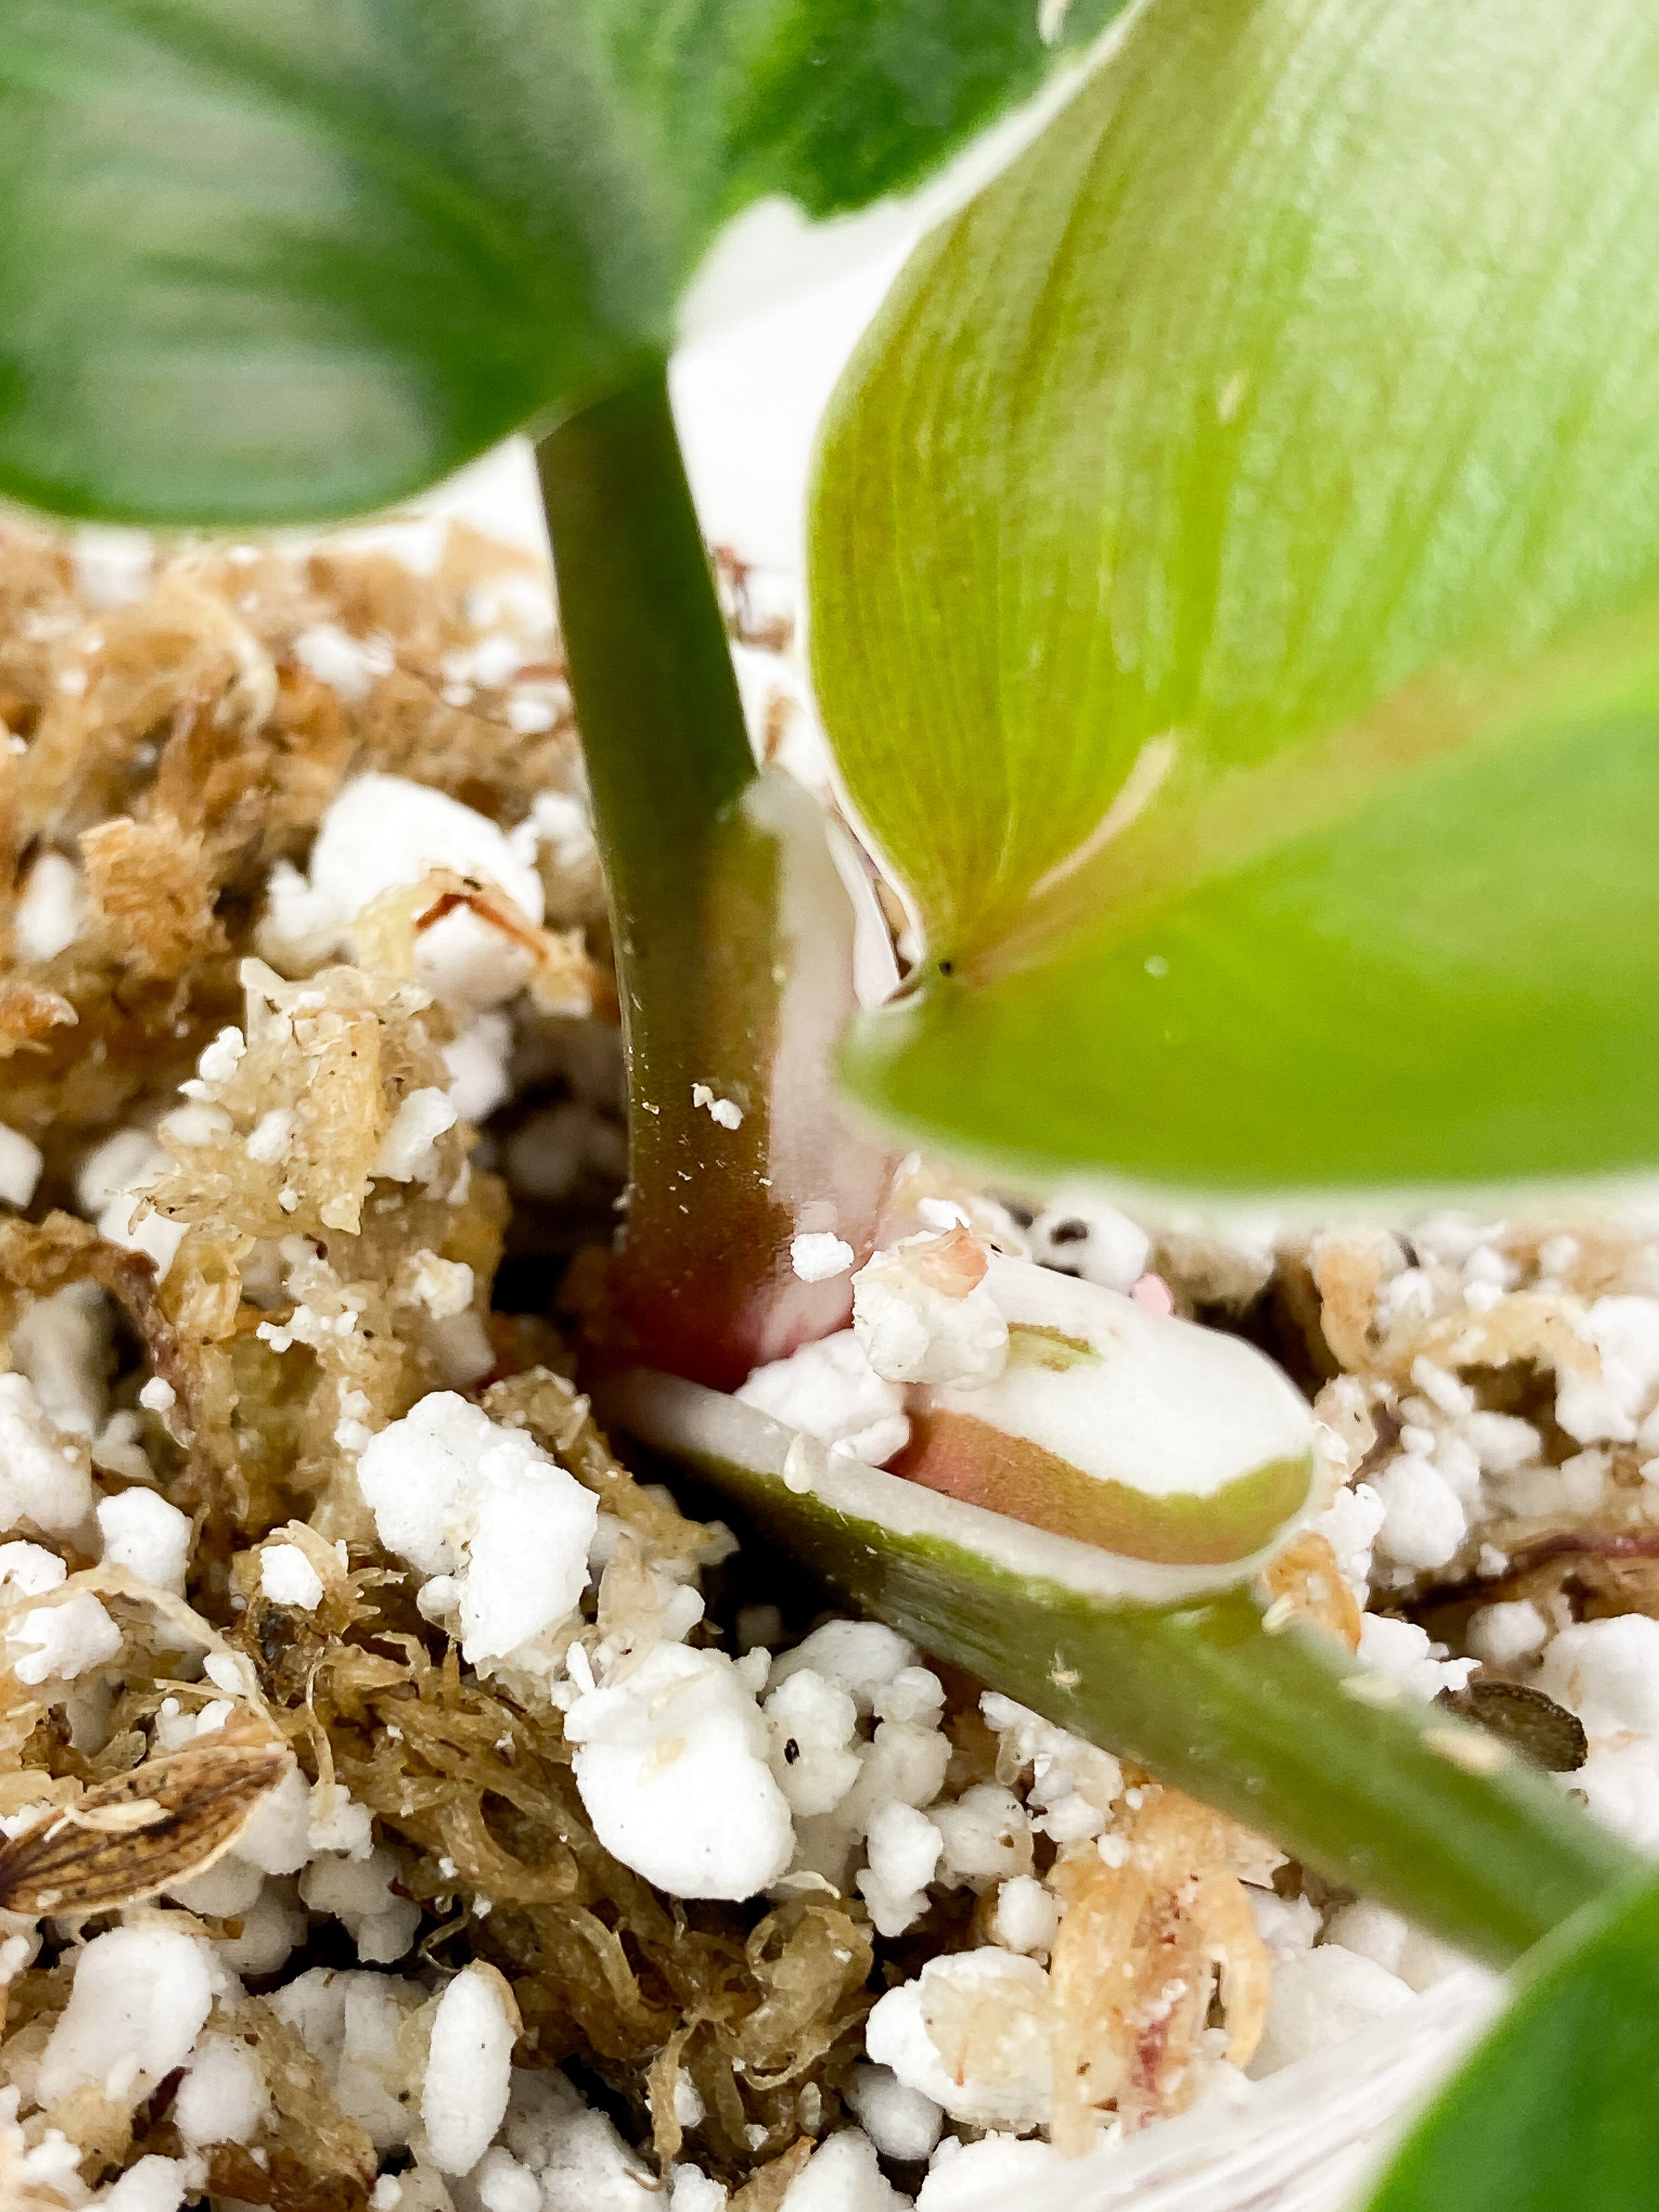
{"left": 779, "top": 2128, "right": 910, "bottom": 2211}
{"left": 97, "top": 1489, "right": 191, "bottom": 1595}
{"left": 173, "top": 2034, "right": 271, "bottom": 2147}
{"left": 1246, "top": 1944, "right": 1414, "bottom": 2077}
{"left": 1467, "top": 1597, "right": 1550, "bottom": 1668}
{"left": 0, "top": 1373, "right": 93, "bottom": 1534}
{"left": 1538, "top": 1615, "right": 1659, "bottom": 1739}
{"left": 0, "top": 1543, "right": 66, "bottom": 1599}
{"left": 669, "top": 2165, "right": 730, "bottom": 2212}
{"left": 0, "top": 1126, "right": 42, "bottom": 1210}
{"left": 857, "top": 1802, "right": 943, "bottom": 1936}
{"left": 299, "top": 772, "right": 547, "bottom": 1013}
{"left": 38, "top": 1927, "right": 219, "bottom": 2102}
{"left": 770, "top": 1621, "right": 918, "bottom": 1715}
{"left": 14, "top": 851, "right": 86, "bottom": 962}
{"left": 1028, "top": 1193, "right": 1150, "bottom": 1293}
{"left": 301, "top": 1845, "right": 421, "bottom": 1965}
{"left": 791, "top": 1232, "right": 856, "bottom": 1284}
{"left": 1558, "top": 1296, "right": 1659, "bottom": 1444}
{"left": 737, "top": 1331, "right": 909, "bottom": 1469}
{"left": 99, "top": 2156, "right": 188, "bottom": 2212}
{"left": 565, "top": 1641, "right": 793, "bottom": 1900}
{"left": 422, "top": 1965, "right": 517, "bottom": 2175}
{"left": 270, "top": 1968, "right": 421, "bottom": 2154}
{"left": 261, "top": 1541, "right": 326, "bottom": 1611}
{"left": 989, "top": 1874, "right": 1059, "bottom": 1956}
{"left": 914, "top": 2134, "right": 1062, "bottom": 2209}
{"left": 1355, "top": 1615, "right": 1475, "bottom": 1703}
{"left": 764, "top": 1668, "right": 862, "bottom": 1817}
{"left": 931, "top": 1784, "right": 1031, "bottom": 1887}
{"left": 1322, "top": 1901, "right": 1473, "bottom": 1994}
{"left": 373, "top": 1088, "right": 459, "bottom": 1181}
{"left": 865, "top": 1950, "right": 1054, "bottom": 2129}
{"left": 846, "top": 2064, "right": 943, "bottom": 2162}
{"left": 474, "top": 2146, "right": 544, "bottom": 2212}
{"left": 500, "top": 2064, "right": 655, "bottom": 2211}
{"left": 852, "top": 1240, "right": 1008, "bottom": 1388}
{"left": 357, "top": 1392, "right": 597, "bottom": 1668}
{"left": 8, "top": 1589, "right": 122, "bottom": 1684}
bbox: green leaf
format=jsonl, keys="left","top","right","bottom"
{"left": 0, "top": 0, "right": 1117, "bottom": 526}
{"left": 810, "top": 0, "right": 1659, "bottom": 1198}
{"left": 608, "top": 1370, "right": 1638, "bottom": 1967}
{"left": 1367, "top": 1862, "right": 1659, "bottom": 2212}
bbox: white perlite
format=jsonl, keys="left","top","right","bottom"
{"left": 15, "top": 851, "right": 87, "bottom": 962}
{"left": 444, "top": 1012, "right": 515, "bottom": 1124}
{"left": 1538, "top": 1615, "right": 1659, "bottom": 1738}
{"left": 374, "top": 1089, "right": 459, "bottom": 1181}
{"left": 857, "top": 1802, "right": 943, "bottom": 1936}
{"left": 691, "top": 1084, "right": 743, "bottom": 1131}
{"left": 763, "top": 1667, "right": 863, "bottom": 1817}
{"left": 1355, "top": 1615, "right": 1475, "bottom": 1704}
{"left": 97, "top": 1489, "right": 191, "bottom": 1595}
{"left": 564, "top": 1641, "right": 794, "bottom": 1900}
{"left": 12, "top": 1284, "right": 107, "bottom": 1441}
{"left": 97, "top": 1187, "right": 187, "bottom": 1280}
{"left": 301, "top": 1845, "right": 421, "bottom": 1965}
{"left": 261, "top": 1541, "right": 327, "bottom": 1611}
{"left": 500, "top": 2065, "right": 655, "bottom": 2211}
{"left": 0, "top": 1373, "right": 93, "bottom": 1533}
{"left": 0, "top": 1543, "right": 67, "bottom": 1600}
{"left": 101, "top": 2156, "right": 188, "bottom": 2212}
{"left": 1027, "top": 1192, "right": 1151, "bottom": 1294}
{"left": 8, "top": 1590, "right": 122, "bottom": 1685}
{"left": 778, "top": 2127, "right": 908, "bottom": 2211}
{"left": 38, "top": 1927, "right": 219, "bottom": 2103}
{"left": 791, "top": 1232, "right": 856, "bottom": 1284}
{"left": 279, "top": 772, "right": 548, "bottom": 1011}
{"left": 1246, "top": 1944, "right": 1414, "bottom": 2077}
{"left": 865, "top": 1949, "right": 1055, "bottom": 2130}
{"left": 173, "top": 2034, "right": 272, "bottom": 2147}
{"left": 356, "top": 1393, "right": 597, "bottom": 1669}
{"left": 916, "top": 2134, "right": 1062, "bottom": 2208}
{"left": 422, "top": 1965, "right": 518, "bottom": 2176}
{"left": 0, "top": 1125, "right": 42, "bottom": 1209}
{"left": 737, "top": 1331, "right": 909, "bottom": 1469}
{"left": 846, "top": 2064, "right": 943, "bottom": 2161}
{"left": 852, "top": 1236, "right": 1008, "bottom": 1389}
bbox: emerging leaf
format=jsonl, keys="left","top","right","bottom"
{"left": 811, "top": 0, "right": 1659, "bottom": 1200}
{"left": 0, "top": 0, "right": 1118, "bottom": 524}
{"left": 885, "top": 1251, "right": 1316, "bottom": 1564}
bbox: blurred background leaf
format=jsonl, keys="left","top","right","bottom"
{"left": 0, "top": 0, "right": 1117, "bottom": 524}
{"left": 1366, "top": 1865, "right": 1659, "bottom": 2212}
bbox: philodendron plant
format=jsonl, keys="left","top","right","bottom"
{"left": 5, "top": 0, "right": 1659, "bottom": 2199}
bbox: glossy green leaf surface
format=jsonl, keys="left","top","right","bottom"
{"left": 0, "top": 0, "right": 1117, "bottom": 525}
{"left": 811, "top": 0, "right": 1659, "bottom": 1198}
{"left": 1368, "top": 1863, "right": 1659, "bottom": 2212}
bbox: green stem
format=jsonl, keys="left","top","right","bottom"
{"left": 538, "top": 371, "right": 886, "bottom": 1386}
{"left": 611, "top": 1371, "right": 1638, "bottom": 1967}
